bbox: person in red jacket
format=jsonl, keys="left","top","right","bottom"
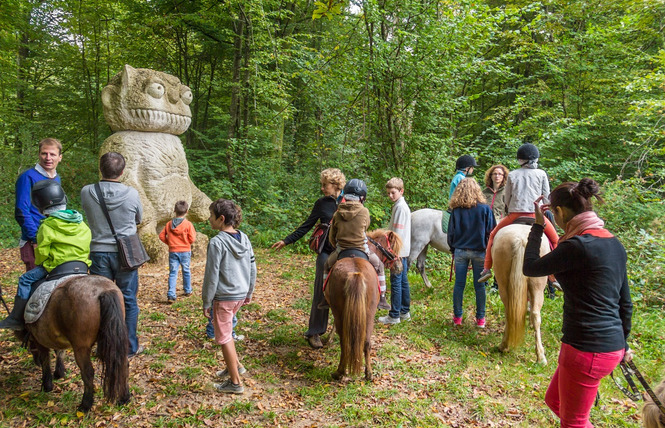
{"left": 159, "top": 200, "right": 196, "bottom": 303}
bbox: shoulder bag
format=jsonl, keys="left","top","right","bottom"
{"left": 308, "top": 222, "right": 330, "bottom": 254}
{"left": 95, "top": 183, "right": 150, "bottom": 271}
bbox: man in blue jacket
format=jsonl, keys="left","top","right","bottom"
{"left": 15, "top": 138, "right": 63, "bottom": 271}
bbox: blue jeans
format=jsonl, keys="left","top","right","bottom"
{"left": 453, "top": 249, "right": 486, "bottom": 320}
{"left": 17, "top": 266, "right": 48, "bottom": 299}
{"left": 206, "top": 307, "right": 238, "bottom": 339}
{"left": 389, "top": 258, "right": 410, "bottom": 319}
{"left": 168, "top": 252, "right": 192, "bottom": 299}
{"left": 90, "top": 252, "right": 140, "bottom": 355}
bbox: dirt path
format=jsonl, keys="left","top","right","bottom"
{"left": 0, "top": 247, "right": 561, "bottom": 427}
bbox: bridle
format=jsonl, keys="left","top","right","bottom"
{"left": 611, "top": 360, "right": 665, "bottom": 420}
{"left": 367, "top": 235, "right": 399, "bottom": 270}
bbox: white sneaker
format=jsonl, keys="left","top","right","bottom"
{"left": 216, "top": 366, "right": 247, "bottom": 379}
{"left": 399, "top": 312, "right": 411, "bottom": 321}
{"left": 378, "top": 315, "right": 400, "bottom": 325}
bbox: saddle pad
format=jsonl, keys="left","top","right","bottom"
{"left": 441, "top": 210, "right": 451, "bottom": 233}
{"left": 24, "top": 275, "right": 78, "bottom": 324}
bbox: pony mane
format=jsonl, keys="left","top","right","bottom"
{"left": 367, "top": 228, "right": 403, "bottom": 257}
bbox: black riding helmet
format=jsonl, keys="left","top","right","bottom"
{"left": 343, "top": 178, "right": 368, "bottom": 202}
{"left": 455, "top": 155, "right": 478, "bottom": 171}
{"left": 31, "top": 180, "right": 67, "bottom": 214}
{"left": 517, "top": 143, "right": 540, "bottom": 161}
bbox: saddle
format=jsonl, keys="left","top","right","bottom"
{"left": 338, "top": 248, "right": 369, "bottom": 261}
{"left": 512, "top": 216, "right": 536, "bottom": 226}
{"left": 442, "top": 210, "right": 451, "bottom": 232}
{"left": 25, "top": 261, "right": 89, "bottom": 324}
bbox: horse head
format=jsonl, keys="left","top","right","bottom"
{"left": 367, "top": 229, "right": 403, "bottom": 274}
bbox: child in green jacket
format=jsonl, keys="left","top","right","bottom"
{"left": 0, "top": 180, "right": 91, "bottom": 331}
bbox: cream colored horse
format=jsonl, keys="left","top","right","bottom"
{"left": 493, "top": 224, "right": 549, "bottom": 364}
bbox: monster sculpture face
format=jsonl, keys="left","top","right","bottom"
{"left": 101, "top": 65, "right": 193, "bottom": 135}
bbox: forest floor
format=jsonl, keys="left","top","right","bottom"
{"left": 0, "top": 247, "right": 649, "bottom": 427}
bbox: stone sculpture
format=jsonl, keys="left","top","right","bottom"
{"left": 100, "top": 65, "right": 211, "bottom": 262}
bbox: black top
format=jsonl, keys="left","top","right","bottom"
{"left": 283, "top": 195, "right": 337, "bottom": 254}
{"left": 523, "top": 224, "right": 632, "bottom": 353}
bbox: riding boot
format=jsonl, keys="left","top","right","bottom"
{"left": 378, "top": 293, "right": 390, "bottom": 310}
{"left": 0, "top": 297, "right": 28, "bottom": 331}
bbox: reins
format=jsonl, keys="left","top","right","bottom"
{"left": 367, "top": 235, "right": 398, "bottom": 269}
{"left": 611, "top": 360, "right": 665, "bottom": 418}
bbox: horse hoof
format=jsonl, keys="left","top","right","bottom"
{"left": 537, "top": 357, "right": 548, "bottom": 365}
{"left": 117, "top": 392, "right": 132, "bottom": 406}
{"left": 77, "top": 404, "right": 91, "bottom": 413}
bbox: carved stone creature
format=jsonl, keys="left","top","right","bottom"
{"left": 100, "top": 65, "right": 210, "bottom": 262}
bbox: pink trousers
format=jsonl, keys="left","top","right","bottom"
{"left": 545, "top": 343, "right": 624, "bottom": 427}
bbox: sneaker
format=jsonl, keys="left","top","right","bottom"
{"left": 167, "top": 297, "right": 176, "bottom": 304}
{"left": 129, "top": 345, "right": 145, "bottom": 359}
{"left": 453, "top": 316, "right": 462, "bottom": 326}
{"left": 476, "top": 318, "right": 486, "bottom": 328}
{"left": 478, "top": 269, "right": 492, "bottom": 283}
{"left": 213, "top": 379, "right": 244, "bottom": 394}
{"left": 399, "top": 312, "right": 411, "bottom": 321}
{"left": 232, "top": 332, "right": 245, "bottom": 341}
{"left": 184, "top": 292, "right": 192, "bottom": 297}
{"left": 378, "top": 315, "right": 400, "bottom": 325}
{"left": 216, "top": 366, "right": 247, "bottom": 379}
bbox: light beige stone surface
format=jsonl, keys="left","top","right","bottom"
{"left": 101, "top": 65, "right": 211, "bottom": 262}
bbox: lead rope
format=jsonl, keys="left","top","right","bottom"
{"left": 611, "top": 360, "right": 665, "bottom": 418}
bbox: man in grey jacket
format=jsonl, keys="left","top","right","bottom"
{"left": 81, "top": 152, "right": 144, "bottom": 357}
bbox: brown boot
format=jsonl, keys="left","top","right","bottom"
{"left": 307, "top": 334, "right": 323, "bottom": 349}
{"left": 378, "top": 293, "right": 390, "bottom": 310}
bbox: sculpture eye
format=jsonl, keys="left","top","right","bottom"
{"left": 181, "top": 89, "right": 193, "bottom": 105}
{"left": 146, "top": 82, "right": 165, "bottom": 99}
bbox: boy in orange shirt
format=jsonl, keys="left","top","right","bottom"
{"left": 159, "top": 200, "right": 196, "bottom": 303}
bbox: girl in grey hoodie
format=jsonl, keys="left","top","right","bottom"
{"left": 202, "top": 199, "right": 256, "bottom": 395}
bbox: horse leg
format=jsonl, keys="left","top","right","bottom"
{"left": 53, "top": 350, "right": 66, "bottom": 380}
{"left": 528, "top": 281, "right": 547, "bottom": 365}
{"left": 35, "top": 344, "right": 54, "bottom": 393}
{"left": 416, "top": 246, "right": 432, "bottom": 288}
{"left": 331, "top": 316, "right": 345, "bottom": 380}
{"left": 73, "top": 347, "right": 95, "bottom": 413}
{"left": 364, "top": 336, "right": 373, "bottom": 381}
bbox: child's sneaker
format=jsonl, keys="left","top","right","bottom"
{"left": 399, "top": 312, "right": 411, "bottom": 321}
{"left": 453, "top": 316, "right": 462, "bottom": 326}
{"left": 476, "top": 318, "right": 486, "bottom": 328}
{"left": 378, "top": 315, "right": 400, "bottom": 325}
{"left": 232, "top": 332, "right": 245, "bottom": 341}
{"left": 215, "top": 366, "right": 247, "bottom": 379}
{"left": 213, "top": 379, "right": 244, "bottom": 394}
{"left": 478, "top": 269, "right": 492, "bottom": 283}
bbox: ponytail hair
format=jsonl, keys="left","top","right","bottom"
{"left": 549, "top": 178, "right": 603, "bottom": 215}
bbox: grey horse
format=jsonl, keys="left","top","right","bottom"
{"left": 408, "top": 209, "right": 451, "bottom": 288}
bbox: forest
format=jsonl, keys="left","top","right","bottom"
{"left": 1, "top": 1, "right": 665, "bottom": 426}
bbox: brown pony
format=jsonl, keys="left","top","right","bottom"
{"left": 324, "top": 230, "right": 402, "bottom": 380}
{"left": 492, "top": 224, "right": 549, "bottom": 364}
{"left": 17, "top": 275, "right": 130, "bottom": 412}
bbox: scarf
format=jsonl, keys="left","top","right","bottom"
{"left": 560, "top": 211, "right": 606, "bottom": 242}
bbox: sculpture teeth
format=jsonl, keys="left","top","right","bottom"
{"left": 131, "top": 109, "right": 191, "bottom": 128}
